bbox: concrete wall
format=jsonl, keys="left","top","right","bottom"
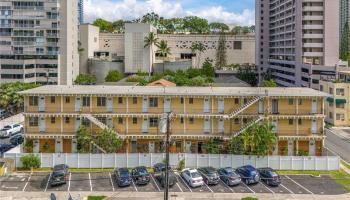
{"left": 79, "top": 24, "right": 100, "bottom": 74}
{"left": 153, "top": 60, "right": 192, "bottom": 73}
{"left": 88, "top": 60, "right": 124, "bottom": 84}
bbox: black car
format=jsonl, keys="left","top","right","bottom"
{"left": 236, "top": 165, "right": 260, "bottom": 185}
{"left": 10, "top": 134, "right": 24, "bottom": 146}
{"left": 115, "top": 168, "right": 132, "bottom": 187}
{"left": 131, "top": 166, "right": 150, "bottom": 185}
{"left": 217, "top": 167, "right": 241, "bottom": 186}
{"left": 197, "top": 167, "right": 220, "bottom": 185}
{"left": 153, "top": 163, "right": 177, "bottom": 187}
{"left": 49, "top": 164, "right": 69, "bottom": 186}
{"left": 258, "top": 167, "right": 281, "bottom": 186}
{"left": 0, "top": 144, "right": 15, "bottom": 155}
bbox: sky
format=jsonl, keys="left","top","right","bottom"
{"left": 84, "top": 0, "right": 255, "bottom": 26}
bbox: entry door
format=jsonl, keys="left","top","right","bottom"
{"left": 258, "top": 99, "right": 263, "bottom": 114}
{"left": 185, "top": 141, "right": 191, "bottom": 153}
{"left": 204, "top": 118, "right": 210, "bottom": 134}
{"left": 39, "top": 117, "right": 45, "bottom": 132}
{"left": 164, "top": 97, "right": 171, "bottom": 112}
{"left": 218, "top": 98, "right": 224, "bottom": 114}
{"left": 39, "top": 96, "right": 45, "bottom": 112}
{"left": 149, "top": 142, "right": 155, "bottom": 153}
{"left": 142, "top": 118, "right": 148, "bottom": 133}
{"left": 142, "top": 97, "right": 149, "bottom": 113}
{"left": 75, "top": 117, "right": 81, "bottom": 131}
{"left": 204, "top": 97, "right": 210, "bottom": 113}
{"left": 107, "top": 117, "right": 113, "bottom": 128}
{"left": 63, "top": 139, "right": 72, "bottom": 153}
{"left": 311, "top": 119, "right": 317, "bottom": 134}
{"left": 311, "top": 98, "right": 317, "bottom": 114}
{"left": 288, "top": 141, "right": 294, "bottom": 156}
{"left": 218, "top": 119, "right": 224, "bottom": 135}
{"left": 272, "top": 99, "right": 278, "bottom": 114}
{"left": 75, "top": 97, "right": 81, "bottom": 112}
{"left": 309, "top": 140, "right": 315, "bottom": 156}
{"left": 107, "top": 97, "right": 113, "bottom": 112}
{"left": 131, "top": 141, "right": 137, "bottom": 153}
{"left": 271, "top": 119, "right": 278, "bottom": 133}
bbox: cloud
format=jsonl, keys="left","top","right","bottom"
{"left": 84, "top": 0, "right": 255, "bottom": 26}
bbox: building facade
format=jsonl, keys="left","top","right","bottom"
{"left": 0, "top": 0, "right": 79, "bottom": 85}
{"left": 20, "top": 85, "right": 326, "bottom": 156}
{"left": 78, "top": 0, "right": 83, "bottom": 24}
{"left": 256, "top": 0, "right": 339, "bottom": 89}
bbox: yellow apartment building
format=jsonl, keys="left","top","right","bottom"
{"left": 19, "top": 85, "right": 328, "bottom": 156}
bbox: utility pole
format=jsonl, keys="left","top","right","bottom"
{"left": 161, "top": 112, "right": 173, "bottom": 200}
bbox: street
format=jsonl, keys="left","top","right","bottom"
{"left": 325, "top": 129, "right": 350, "bottom": 163}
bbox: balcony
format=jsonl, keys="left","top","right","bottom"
{"left": 302, "top": 25, "right": 324, "bottom": 30}
{"left": 303, "top": 52, "right": 323, "bottom": 57}
{"left": 303, "top": 43, "right": 323, "bottom": 48}
{"left": 303, "top": 34, "right": 323, "bottom": 39}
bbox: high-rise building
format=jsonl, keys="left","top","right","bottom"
{"left": 0, "top": 0, "right": 79, "bottom": 85}
{"left": 340, "top": 0, "right": 350, "bottom": 52}
{"left": 78, "top": 0, "right": 83, "bottom": 24}
{"left": 256, "top": 0, "right": 340, "bottom": 89}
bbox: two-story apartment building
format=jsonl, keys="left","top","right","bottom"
{"left": 19, "top": 85, "right": 327, "bottom": 156}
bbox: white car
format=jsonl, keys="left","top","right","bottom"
{"left": 180, "top": 168, "right": 204, "bottom": 188}
{"left": 0, "top": 124, "right": 23, "bottom": 138}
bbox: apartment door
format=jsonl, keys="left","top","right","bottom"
{"left": 107, "top": 97, "right": 113, "bottom": 112}
{"left": 39, "top": 117, "right": 45, "bottom": 132}
{"left": 75, "top": 97, "right": 81, "bottom": 112}
{"left": 149, "top": 141, "right": 155, "bottom": 153}
{"left": 271, "top": 119, "right": 278, "bottom": 133}
{"left": 203, "top": 118, "right": 210, "bottom": 134}
{"left": 107, "top": 117, "right": 113, "bottom": 127}
{"left": 142, "top": 97, "right": 148, "bottom": 113}
{"left": 63, "top": 139, "right": 72, "bottom": 153}
{"left": 272, "top": 99, "right": 278, "bottom": 114}
{"left": 218, "top": 119, "right": 224, "bottom": 135}
{"left": 311, "top": 119, "right": 317, "bottom": 134}
{"left": 204, "top": 97, "right": 210, "bottom": 113}
{"left": 288, "top": 141, "right": 294, "bottom": 156}
{"left": 131, "top": 141, "right": 137, "bottom": 153}
{"left": 185, "top": 141, "right": 191, "bottom": 153}
{"left": 218, "top": 97, "right": 224, "bottom": 114}
{"left": 142, "top": 118, "right": 148, "bottom": 133}
{"left": 258, "top": 99, "right": 263, "bottom": 114}
{"left": 311, "top": 98, "right": 317, "bottom": 114}
{"left": 309, "top": 140, "right": 315, "bottom": 156}
{"left": 39, "top": 96, "right": 45, "bottom": 112}
{"left": 164, "top": 97, "right": 171, "bottom": 112}
{"left": 75, "top": 117, "right": 81, "bottom": 131}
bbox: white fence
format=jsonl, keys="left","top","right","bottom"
{"left": 4, "top": 153, "right": 340, "bottom": 171}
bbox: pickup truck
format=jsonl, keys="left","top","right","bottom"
{"left": 0, "top": 124, "right": 23, "bottom": 138}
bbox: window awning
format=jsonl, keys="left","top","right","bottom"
{"left": 336, "top": 99, "right": 347, "bottom": 104}
{"left": 326, "top": 97, "right": 334, "bottom": 103}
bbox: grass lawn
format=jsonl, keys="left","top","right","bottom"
{"left": 341, "top": 160, "right": 350, "bottom": 170}
{"left": 277, "top": 170, "right": 350, "bottom": 192}
{"left": 16, "top": 167, "right": 155, "bottom": 173}
{"left": 87, "top": 196, "right": 106, "bottom": 200}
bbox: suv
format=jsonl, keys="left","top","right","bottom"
{"left": 0, "top": 124, "right": 23, "bottom": 138}
{"left": 153, "top": 163, "right": 177, "bottom": 187}
{"left": 257, "top": 167, "right": 281, "bottom": 186}
{"left": 10, "top": 134, "right": 24, "bottom": 146}
{"left": 115, "top": 168, "right": 132, "bottom": 187}
{"left": 180, "top": 168, "right": 203, "bottom": 188}
{"left": 236, "top": 165, "right": 260, "bottom": 185}
{"left": 131, "top": 166, "right": 150, "bottom": 185}
{"left": 49, "top": 164, "right": 69, "bottom": 186}
{"left": 197, "top": 167, "right": 220, "bottom": 185}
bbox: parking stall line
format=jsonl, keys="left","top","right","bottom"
{"left": 177, "top": 174, "right": 192, "bottom": 192}
{"left": 280, "top": 183, "right": 294, "bottom": 194}
{"left": 285, "top": 175, "right": 313, "bottom": 195}
{"left": 151, "top": 174, "right": 161, "bottom": 192}
{"left": 88, "top": 173, "right": 92, "bottom": 192}
{"left": 68, "top": 173, "right": 71, "bottom": 191}
{"left": 242, "top": 182, "right": 255, "bottom": 194}
{"left": 176, "top": 183, "right": 183, "bottom": 192}
{"left": 109, "top": 173, "right": 115, "bottom": 192}
{"left": 22, "top": 174, "right": 31, "bottom": 191}
{"left": 259, "top": 182, "right": 274, "bottom": 194}
{"left": 220, "top": 180, "right": 234, "bottom": 193}
{"left": 131, "top": 179, "right": 138, "bottom": 192}
{"left": 44, "top": 173, "right": 52, "bottom": 192}
{"left": 203, "top": 182, "right": 213, "bottom": 193}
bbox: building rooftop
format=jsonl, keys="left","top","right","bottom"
{"left": 147, "top": 79, "right": 177, "bottom": 87}
{"left": 19, "top": 85, "right": 329, "bottom": 97}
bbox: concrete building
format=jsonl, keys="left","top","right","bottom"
{"left": 0, "top": 0, "right": 79, "bottom": 85}
{"left": 256, "top": 0, "right": 340, "bottom": 89}
{"left": 20, "top": 85, "right": 326, "bottom": 156}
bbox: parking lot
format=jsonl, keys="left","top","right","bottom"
{"left": 0, "top": 172, "right": 347, "bottom": 195}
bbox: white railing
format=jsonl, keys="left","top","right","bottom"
{"left": 4, "top": 153, "right": 340, "bottom": 171}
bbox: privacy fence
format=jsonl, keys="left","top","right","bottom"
{"left": 4, "top": 153, "right": 340, "bottom": 171}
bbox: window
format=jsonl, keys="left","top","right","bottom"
{"left": 189, "top": 117, "right": 194, "bottom": 124}
{"left": 336, "top": 103, "right": 345, "bottom": 109}
{"left": 118, "top": 117, "right": 123, "bottom": 124}
{"left": 149, "top": 97, "right": 158, "bottom": 107}
{"left": 189, "top": 98, "right": 194, "bottom": 104}
{"left": 50, "top": 96, "right": 55, "bottom": 104}
{"left": 180, "top": 97, "right": 184, "bottom": 104}
{"left": 132, "top": 117, "right": 137, "bottom": 124}
{"left": 65, "top": 117, "right": 70, "bottom": 124}
{"left": 289, "top": 119, "right": 294, "bottom": 125}
{"left": 118, "top": 97, "right": 123, "bottom": 104}
{"left": 50, "top": 117, "right": 55, "bottom": 124}
{"left": 298, "top": 99, "right": 302, "bottom": 105}
{"left": 288, "top": 99, "right": 293, "bottom": 105}
{"left": 180, "top": 117, "right": 184, "bottom": 124}
{"left": 320, "top": 85, "right": 324, "bottom": 91}
{"left": 329, "top": 112, "right": 333, "bottom": 119}
{"left": 329, "top": 101, "right": 334, "bottom": 107}
{"left": 29, "top": 117, "right": 38, "bottom": 126}
{"left": 149, "top": 118, "right": 158, "bottom": 127}
{"left": 336, "top": 88, "right": 345, "bottom": 96}
{"left": 97, "top": 97, "right": 106, "bottom": 107}
{"left": 133, "top": 97, "right": 137, "bottom": 104}
{"left": 234, "top": 41, "right": 242, "bottom": 49}
{"left": 234, "top": 118, "right": 239, "bottom": 124}
{"left": 29, "top": 96, "right": 38, "bottom": 106}
{"left": 336, "top": 113, "right": 345, "bottom": 121}
{"left": 82, "top": 118, "right": 90, "bottom": 126}
{"left": 65, "top": 96, "right": 70, "bottom": 103}
{"left": 298, "top": 119, "right": 302, "bottom": 125}
{"left": 82, "top": 96, "right": 90, "bottom": 107}
{"left": 234, "top": 98, "right": 239, "bottom": 104}
{"left": 329, "top": 87, "right": 333, "bottom": 94}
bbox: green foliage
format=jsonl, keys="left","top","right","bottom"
{"left": 74, "top": 74, "right": 96, "bottom": 85}
{"left": 105, "top": 70, "right": 122, "bottom": 82}
{"left": 190, "top": 76, "right": 208, "bottom": 86}
{"left": 231, "top": 26, "right": 255, "bottom": 35}
{"left": 178, "top": 159, "right": 185, "bottom": 170}
{"left": 93, "top": 18, "right": 113, "bottom": 32}
{"left": 236, "top": 64, "right": 257, "bottom": 86}
{"left": 144, "top": 32, "right": 159, "bottom": 76}
{"left": 87, "top": 196, "right": 106, "bottom": 200}
{"left": 183, "top": 16, "right": 209, "bottom": 33}
{"left": 241, "top": 197, "right": 258, "bottom": 200}
{"left": 191, "top": 42, "right": 207, "bottom": 68}
{"left": 209, "top": 22, "right": 229, "bottom": 33}
{"left": 297, "top": 150, "right": 309, "bottom": 156}
{"left": 76, "top": 126, "right": 92, "bottom": 153}
{"left": 112, "top": 20, "right": 125, "bottom": 33}
{"left": 202, "top": 58, "right": 215, "bottom": 77}
{"left": 21, "top": 154, "right": 40, "bottom": 169}
{"left": 94, "top": 128, "right": 123, "bottom": 153}
{"left": 0, "top": 82, "right": 40, "bottom": 109}
{"left": 340, "top": 21, "right": 349, "bottom": 60}
{"left": 262, "top": 79, "right": 277, "bottom": 87}
{"left": 204, "top": 139, "right": 223, "bottom": 154}
{"left": 215, "top": 33, "right": 227, "bottom": 69}
{"left": 156, "top": 40, "right": 171, "bottom": 57}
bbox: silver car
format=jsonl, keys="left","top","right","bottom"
{"left": 180, "top": 168, "right": 204, "bottom": 188}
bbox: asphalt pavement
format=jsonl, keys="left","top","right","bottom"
{"left": 325, "top": 129, "right": 350, "bottom": 163}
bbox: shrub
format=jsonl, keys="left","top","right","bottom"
{"left": 241, "top": 197, "right": 258, "bottom": 200}
{"left": 105, "top": 70, "right": 122, "bottom": 82}
{"left": 21, "top": 154, "right": 40, "bottom": 169}
{"left": 74, "top": 74, "right": 96, "bottom": 85}
{"left": 178, "top": 159, "right": 185, "bottom": 170}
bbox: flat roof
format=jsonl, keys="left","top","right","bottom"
{"left": 19, "top": 85, "right": 329, "bottom": 97}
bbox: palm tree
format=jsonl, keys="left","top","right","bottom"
{"left": 144, "top": 32, "right": 159, "bottom": 77}
{"left": 191, "top": 42, "right": 206, "bottom": 68}
{"left": 156, "top": 40, "right": 171, "bottom": 73}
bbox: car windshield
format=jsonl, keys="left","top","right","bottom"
{"left": 53, "top": 165, "right": 65, "bottom": 171}
{"left": 4, "top": 126, "right": 11, "bottom": 129}
{"left": 268, "top": 171, "right": 278, "bottom": 177}
{"left": 137, "top": 169, "right": 148, "bottom": 176}
{"left": 250, "top": 171, "right": 257, "bottom": 176}
{"left": 191, "top": 172, "right": 201, "bottom": 178}
{"left": 227, "top": 171, "right": 238, "bottom": 176}
{"left": 52, "top": 172, "right": 64, "bottom": 177}
{"left": 119, "top": 171, "right": 129, "bottom": 178}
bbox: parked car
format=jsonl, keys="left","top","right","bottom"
{"left": 153, "top": 162, "right": 177, "bottom": 187}
{"left": 257, "top": 167, "right": 281, "bottom": 186}
{"left": 197, "top": 167, "right": 220, "bottom": 185}
{"left": 236, "top": 165, "right": 260, "bottom": 185}
{"left": 114, "top": 168, "right": 132, "bottom": 187}
{"left": 0, "top": 124, "right": 23, "bottom": 138}
{"left": 0, "top": 144, "right": 15, "bottom": 155}
{"left": 217, "top": 167, "right": 241, "bottom": 186}
{"left": 180, "top": 168, "right": 204, "bottom": 188}
{"left": 49, "top": 164, "right": 69, "bottom": 186}
{"left": 0, "top": 109, "right": 9, "bottom": 120}
{"left": 10, "top": 134, "right": 24, "bottom": 146}
{"left": 131, "top": 166, "right": 150, "bottom": 185}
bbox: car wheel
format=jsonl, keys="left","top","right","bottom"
{"left": 245, "top": 179, "right": 249, "bottom": 185}
{"left": 206, "top": 179, "right": 209, "bottom": 185}
{"left": 226, "top": 179, "right": 230, "bottom": 186}
{"left": 266, "top": 179, "right": 270, "bottom": 186}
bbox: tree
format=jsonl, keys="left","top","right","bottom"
{"left": 242, "top": 26, "right": 250, "bottom": 35}
{"left": 112, "top": 20, "right": 125, "bottom": 33}
{"left": 232, "top": 26, "right": 242, "bottom": 35}
{"left": 74, "top": 74, "right": 96, "bottom": 85}
{"left": 202, "top": 58, "right": 215, "bottom": 77}
{"left": 204, "top": 139, "right": 222, "bottom": 154}
{"left": 262, "top": 79, "right": 277, "bottom": 87}
{"left": 105, "top": 70, "right": 122, "bottom": 82}
{"left": 93, "top": 18, "right": 113, "bottom": 33}
{"left": 340, "top": 21, "right": 350, "bottom": 60}
{"left": 76, "top": 126, "right": 92, "bottom": 153}
{"left": 156, "top": 40, "right": 171, "bottom": 73}
{"left": 94, "top": 128, "right": 123, "bottom": 153}
{"left": 209, "top": 22, "right": 229, "bottom": 33}
{"left": 0, "top": 82, "right": 40, "bottom": 110}
{"left": 215, "top": 33, "right": 227, "bottom": 69}
{"left": 21, "top": 154, "right": 40, "bottom": 170}
{"left": 191, "top": 42, "right": 206, "bottom": 68}
{"left": 183, "top": 16, "right": 209, "bottom": 33}
{"left": 236, "top": 64, "right": 257, "bottom": 86}
{"left": 144, "top": 32, "right": 159, "bottom": 77}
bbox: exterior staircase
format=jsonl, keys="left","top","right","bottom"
{"left": 81, "top": 114, "right": 122, "bottom": 138}
{"left": 231, "top": 115, "right": 264, "bottom": 138}
{"left": 224, "top": 96, "right": 260, "bottom": 119}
